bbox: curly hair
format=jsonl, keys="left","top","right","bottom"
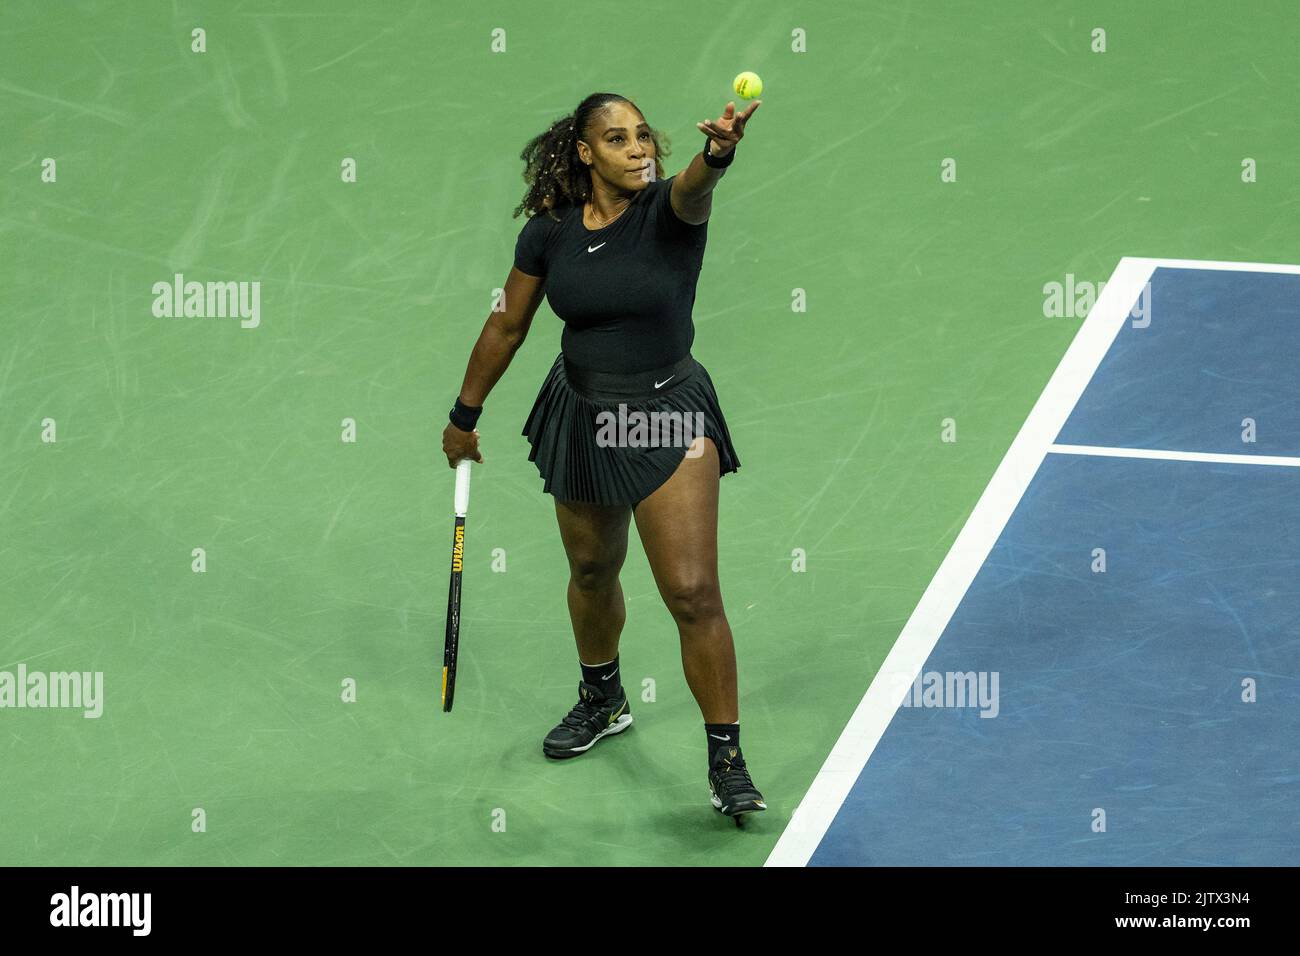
{"left": 513, "top": 92, "right": 671, "bottom": 222}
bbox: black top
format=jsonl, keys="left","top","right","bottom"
{"left": 513, "top": 174, "right": 708, "bottom": 374}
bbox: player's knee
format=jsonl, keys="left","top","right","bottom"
{"left": 569, "top": 557, "right": 620, "bottom": 592}
{"left": 663, "top": 579, "right": 722, "bottom": 625}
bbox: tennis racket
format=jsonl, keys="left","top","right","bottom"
{"left": 441, "top": 458, "right": 472, "bottom": 712}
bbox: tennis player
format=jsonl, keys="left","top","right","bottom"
{"left": 441, "top": 92, "right": 765, "bottom": 821}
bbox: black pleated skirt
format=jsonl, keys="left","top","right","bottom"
{"left": 522, "top": 352, "right": 741, "bottom": 506}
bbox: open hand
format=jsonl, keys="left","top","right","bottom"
{"left": 697, "top": 100, "right": 761, "bottom": 157}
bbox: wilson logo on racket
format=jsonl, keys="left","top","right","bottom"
{"left": 452, "top": 526, "right": 465, "bottom": 572}
{"left": 443, "top": 459, "right": 472, "bottom": 713}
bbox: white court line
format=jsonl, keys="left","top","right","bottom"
{"left": 764, "top": 255, "right": 1298, "bottom": 867}
{"left": 1119, "top": 257, "right": 1300, "bottom": 275}
{"left": 1051, "top": 444, "right": 1300, "bottom": 468}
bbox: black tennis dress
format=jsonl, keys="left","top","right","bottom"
{"left": 513, "top": 173, "right": 740, "bottom": 506}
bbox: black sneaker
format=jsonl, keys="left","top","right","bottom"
{"left": 541, "top": 682, "right": 633, "bottom": 759}
{"left": 708, "top": 746, "right": 767, "bottom": 825}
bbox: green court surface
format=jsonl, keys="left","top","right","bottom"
{"left": 1, "top": 1, "right": 1294, "bottom": 866}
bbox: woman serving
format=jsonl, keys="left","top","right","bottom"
{"left": 442, "top": 91, "right": 764, "bottom": 823}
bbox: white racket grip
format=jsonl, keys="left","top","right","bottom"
{"left": 454, "top": 458, "right": 472, "bottom": 517}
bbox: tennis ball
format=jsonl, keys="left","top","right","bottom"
{"left": 733, "top": 71, "right": 763, "bottom": 99}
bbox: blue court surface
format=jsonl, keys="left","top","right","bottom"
{"left": 769, "top": 258, "right": 1300, "bottom": 867}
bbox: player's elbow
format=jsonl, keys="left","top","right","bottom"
{"left": 487, "top": 311, "right": 529, "bottom": 353}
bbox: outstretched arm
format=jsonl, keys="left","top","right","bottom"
{"left": 670, "top": 99, "right": 762, "bottom": 225}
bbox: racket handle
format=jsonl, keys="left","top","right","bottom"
{"left": 454, "top": 458, "right": 472, "bottom": 517}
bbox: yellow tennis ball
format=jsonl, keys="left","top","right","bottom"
{"left": 733, "top": 71, "right": 763, "bottom": 99}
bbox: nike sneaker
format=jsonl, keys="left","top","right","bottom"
{"left": 708, "top": 746, "right": 767, "bottom": 825}
{"left": 541, "top": 682, "right": 633, "bottom": 759}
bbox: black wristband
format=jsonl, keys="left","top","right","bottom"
{"left": 449, "top": 397, "right": 482, "bottom": 432}
{"left": 702, "top": 143, "right": 735, "bottom": 168}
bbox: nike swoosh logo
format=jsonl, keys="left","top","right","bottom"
{"left": 709, "top": 734, "right": 731, "bottom": 741}
{"left": 587, "top": 243, "right": 606, "bottom": 252}
{"left": 609, "top": 701, "right": 627, "bottom": 725}
{"left": 654, "top": 375, "right": 675, "bottom": 389}
{"left": 602, "top": 668, "right": 618, "bottom": 680}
